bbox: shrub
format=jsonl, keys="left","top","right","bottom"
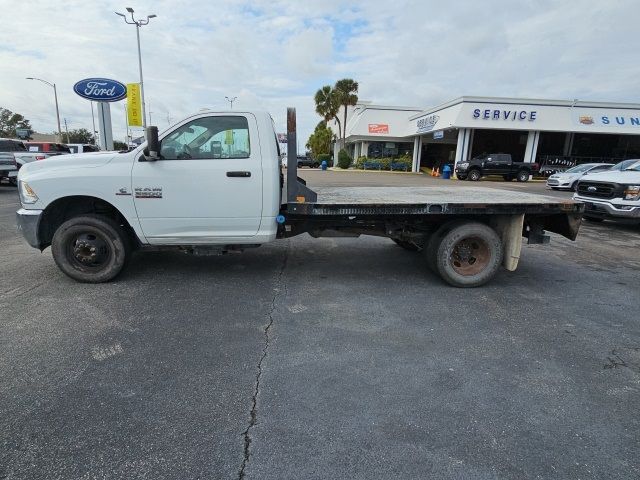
{"left": 355, "top": 156, "right": 368, "bottom": 169}
{"left": 316, "top": 153, "right": 331, "bottom": 164}
{"left": 337, "top": 149, "right": 352, "bottom": 169}
{"left": 391, "top": 156, "right": 412, "bottom": 170}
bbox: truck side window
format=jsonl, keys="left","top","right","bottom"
{"left": 160, "top": 116, "right": 251, "bottom": 160}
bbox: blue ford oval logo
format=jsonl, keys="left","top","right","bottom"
{"left": 73, "top": 78, "right": 127, "bottom": 102}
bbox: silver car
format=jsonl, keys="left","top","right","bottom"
{"left": 546, "top": 163, "right": 612, "bottom": 191}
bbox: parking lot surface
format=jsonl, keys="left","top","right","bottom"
{"left": 1, "top": 177, "right": 639, "bottom": 479}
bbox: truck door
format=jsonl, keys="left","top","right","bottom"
{"left": 485, "top": 154, "right": 509, "bottom": 174}
{"left": 132, "top": 113, "right": 263, "bottom": 243}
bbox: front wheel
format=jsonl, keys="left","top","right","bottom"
{"left": 516, "top": 170, "right": 530, "bottom": 182}
{"left": 468, "top": 169, "right": 481, "bottom": 181}
{"left": 51, "top": 215, "right": 131, "bottom": 283}
{"left": 434, "top": 222, "right": 503, "bottom": 287}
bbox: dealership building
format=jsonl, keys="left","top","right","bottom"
{"left": 331, "top": 96, "right": 640, "bottom": 173}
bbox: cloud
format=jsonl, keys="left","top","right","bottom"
{"left": 0, "top": 0, "right": 638, "bottom": 145}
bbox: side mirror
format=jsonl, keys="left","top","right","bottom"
{"left": 143, "top": 126, "right": 160, "bottom": 161}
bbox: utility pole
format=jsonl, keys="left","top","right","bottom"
{"left": 26, "top": 77, "right": 63, "bottom": 142}
{"left": 115, "top": 8, "right": 156, "bottom": 130}
{"left": 63, "top": 118, "right": 70, "bottom": 143}
{"left": 225, "top": 96, "right": 237, "bottom": 109}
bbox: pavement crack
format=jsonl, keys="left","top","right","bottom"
{"left": 238, "top": 243, "right": 289, "bottom": 480}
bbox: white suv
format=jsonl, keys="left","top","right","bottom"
{"left": 573, "top": 160, "right": 640, "bottom": 223}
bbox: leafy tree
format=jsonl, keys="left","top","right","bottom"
{"left": 314, "top": 85, "right": 342, "bottom": 140}
{"left": 64, "top": 128, "right": 96, "bottom": 144}
{"left": 0, "top": 107, "right": 32, "bottom": 138}
{"left": 306, "top": 121, "right": 334, "bottom": 159}
{"left": 333, "top": 79, "right": 359, "bottom": 146}
{"left": 113, "top": 140, "right": 128, "bottom": 151}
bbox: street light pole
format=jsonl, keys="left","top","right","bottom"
{"left": 115, "top": 8, "right": 156, "bottom": 130}
{"left": 225, "top": 96, "right": 237, "bottom": 109}
{"left": 26, "top": 77, "right": 63, "bottom": 141}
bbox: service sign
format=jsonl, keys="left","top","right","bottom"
{"left": 416, "top": 114, "right": 439, "bottom": 133}
{"left": 73, "top": 78, "right": 127, "bottom": 102}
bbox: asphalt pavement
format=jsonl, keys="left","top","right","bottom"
{"left": 1, "top": 177, "right": 639, "bottom": 480}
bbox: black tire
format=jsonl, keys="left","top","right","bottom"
{"left": 392, "top": 238, "right": 420, "bottom": 252}
{"left": 8, "top": 177, "right": 17, "bottom": 186}
{"left": 456, "top": 175, "right": 467, "bottom": 180}
{"left": 312, "top": 163, "right": 320, "bottom": 168}
{"left": 516, "top": 170, "right": 529, "bottom": 182}
{"left": 297, "top": 162, "right": 303, "bottom": 168}
{"left": 583, "top": 216, "right": 604, "bottom": 223}
{"left": 51, "top": 215, "right": 131, "bottom": 283}
{"left": 468, "top": 169, "right": 481, "bottom": 181}
{"left": 434, "top": 222, "right": 503, "bottom": 287}
{"left": 423, "top": 221, "right": 465, "bottom": 273}
{"left": 502, "top": 175, "right": 513, "bottom": 182}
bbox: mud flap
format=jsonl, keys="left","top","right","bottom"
{"left": 492, "top": 214, "right": 524, "bottom": 272}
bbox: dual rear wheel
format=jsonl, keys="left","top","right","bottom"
{"left": 394, "top": 221, "right": 504, "bottom": 287}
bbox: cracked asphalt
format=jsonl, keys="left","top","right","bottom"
{"left": 1, "top": 173, "right": 639, "bottom": 479}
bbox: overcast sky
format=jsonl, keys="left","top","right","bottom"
{"left": 1, "top": 0, "right": 638, "bottom": 145}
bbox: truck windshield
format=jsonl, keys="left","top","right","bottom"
{"left": 624, "top": 161, "right": 640, "bottom": 171}
{"left": 565, "top": 164, "right": 596, "bottom": 173}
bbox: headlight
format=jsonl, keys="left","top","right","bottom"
{"left": 19, "top": 181, "right": 39, "bottom": 204}
{"left": 457, "top": 162, "right": 469, "bottom": 169}
{"left": 624, "top": 185, "right": 640, "bottom": 201}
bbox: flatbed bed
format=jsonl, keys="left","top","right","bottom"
{"left": 282, "top": 108, "right": 583, "bottom": 287}
{"left": 287, "top": 186, "right": 581, "bottom": 217}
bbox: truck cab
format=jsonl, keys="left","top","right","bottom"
{"left": 16, "top": 110, "right": 281, "bottom": 281}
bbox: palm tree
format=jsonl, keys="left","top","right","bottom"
{"left": 314, "top": 85, "right": 341, "bottom": 140}
{"left": 334, "top": 78, "right": 359, "bottom": 148}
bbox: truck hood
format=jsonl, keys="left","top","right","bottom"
{"left": 19, "top": 151, "right": 117, "bottom": 176}
{"left": 581, "top": 170, "right": 640, "bottom": 183}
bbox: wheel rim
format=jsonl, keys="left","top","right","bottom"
{"left": 519, "top": 172, "right": 527, "bottom": 181}
{"left": 67, "top": 232, "right": 112, "bottom": 270}
{"left": 470, "top": 171, "right": 479, "bottom": 180}
{"left": 449, "top": 236, "right": 491, "bottom": 276}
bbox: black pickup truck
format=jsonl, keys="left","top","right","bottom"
{"left": 456, "top": 153, "right": 539, "bottom": 182}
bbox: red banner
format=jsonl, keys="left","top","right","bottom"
{"left": 368, "top": 124, "right": 389, "bottom": 134}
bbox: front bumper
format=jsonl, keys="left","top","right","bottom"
{"left": 16, "top": 208, "right": 43, "bottom": 249}
{"left": 574, "top": 196, "right": 640, "bottom": 220}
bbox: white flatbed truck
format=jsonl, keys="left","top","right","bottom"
{"left": 16, "top": 108, "right": 583, "bottom": 287}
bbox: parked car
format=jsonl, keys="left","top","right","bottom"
{"left": 573, "top": 160, "right": 640, "bottom": 223}
{"left": 546, "top": 163, "right": 612, "bottom": 191}
{"left": 590, "top": 158, "right": 639, "bottom": 173}
{"left": 67, "top": 143, "right": 100, "bottom": 154}
{"left": 455, "top": 153, "right": 539, "bottom": 182}
{"left": 25, "top": 142, "right": 71, "bottom": 156}
{"left": 0, "top": 138, "right": 45, "bottom": 185}
{"left": 296, "top": 155, "right": 320, "bottom": 168}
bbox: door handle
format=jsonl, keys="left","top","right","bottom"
{"left": 226, "top": 171, "right": 251, "bottom": 177}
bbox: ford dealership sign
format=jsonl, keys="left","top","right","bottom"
{"left": 73, "top": 78, "right": 127, "bottom": 102}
